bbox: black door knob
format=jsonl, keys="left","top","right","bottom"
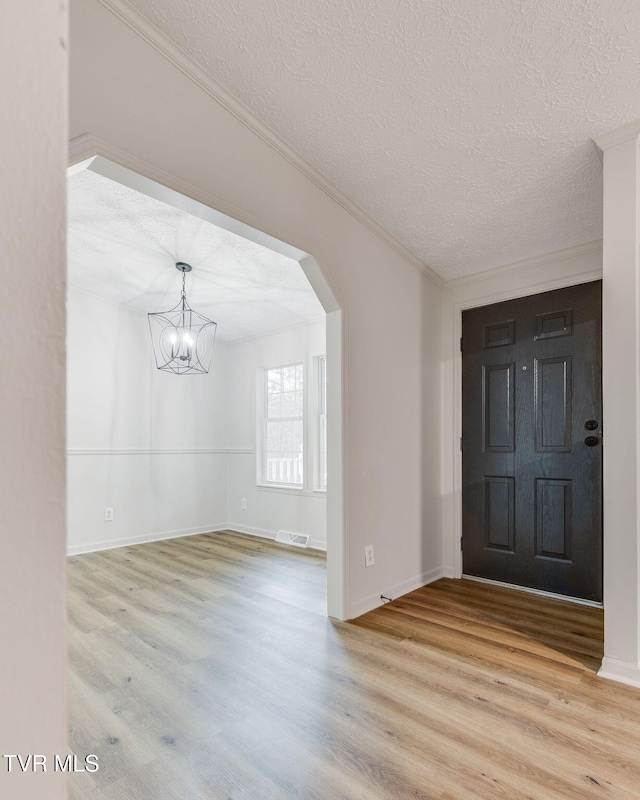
{"left": 584, "top": 436, "right": 599, "bottom": 446}
{"left": 585, "top": 420, "right": 599, "bottom": 431}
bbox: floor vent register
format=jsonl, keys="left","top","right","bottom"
{"left": 275, "top": 530, "right": 310, "bottom": 548}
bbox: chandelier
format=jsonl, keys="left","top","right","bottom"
{"left": 147, "top": 262, "right": 217, "bottom": 375}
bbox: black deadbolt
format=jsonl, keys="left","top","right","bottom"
{"left": 584, "top": 436, "right": 599, "bottom": 446}
{"left": 585, "top": 420, "right": 599, "bottom": 431}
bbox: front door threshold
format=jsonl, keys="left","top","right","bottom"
{"left": 462, "top": 573, "right": 604, "bottom": 609}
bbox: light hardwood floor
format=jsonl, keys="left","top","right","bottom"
{"left": 68, "top": 531, "right": 640, "bottom": 800}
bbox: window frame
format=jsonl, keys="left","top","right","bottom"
{"left": 315, "top": 356, "right": 328, "bottom": 492}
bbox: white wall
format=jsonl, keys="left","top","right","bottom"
{"left": 70, "top": 0, "right": 445, "bottom": 619}
{"left": 227, "top": 319, "right": 327, "bottom": 549}
{"left": 67, "top": 285, "right": 327, "bottom": 554}
{"left": 0, "top": 0, "right": 68, "bottom": 797}
{"left": 422, "top": 276, "right": 445, "bottom": 580}
{"left": 596, "top": 123, "right": 640, "bottom": 688}
{"left": 67, "top": 287, "right": 229, "bottom": 553}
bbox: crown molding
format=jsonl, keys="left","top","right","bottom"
{"left": 92, "top": 0, "right": 444, "bottom": 290}
{"left": 443, "top": 240, "right": 602, "bottom": 291}
{"left": 594, "top": 120, "right": 640, "bottom": 152}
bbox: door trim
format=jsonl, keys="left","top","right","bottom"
{"left": 445, "top": 264, "right": 603, "bottom": 582}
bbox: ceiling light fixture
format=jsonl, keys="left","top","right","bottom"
{"left": 148, "top": 262, "right": 217, "bottom": 375}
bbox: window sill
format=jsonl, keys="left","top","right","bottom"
{"left": 255, "top": 483, "right": 328, "bottom": 498}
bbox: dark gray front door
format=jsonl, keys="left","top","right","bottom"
{"left": 462, "top": 281, "right": 602, "bottom": 602}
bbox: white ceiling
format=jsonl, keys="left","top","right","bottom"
{"left": 67, "top": 169, "right": 324, "bottom": 341}
{"left": 125, "top": 0, "right": 640, "bottom": 280}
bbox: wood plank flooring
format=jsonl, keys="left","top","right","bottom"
{"left": 68, "top": 531, "right": 640, "bottom": 800}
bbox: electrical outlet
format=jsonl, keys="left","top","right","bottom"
{"left": 241, "top": 498, "right": 247, "bottom": 510}
{"left": 104, "top": 507, "right": 114, "bottom": 522}
{"left": 365, "top": 545, "right": 375, "bottom": 568}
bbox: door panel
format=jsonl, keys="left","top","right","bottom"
{"left": 462, "top": 281, "right": 602, "bottom": 601}
{"left": 483, "top": 363, "right": 515, "bottom": 452}
{"left": 534, "top": 356, "right": 572, "bottom": 452}
{"left": 483, "top": 476, "right": 515, "bottom": 552}
{"left": 535, "top": 478, "right": 572, "bottom": 560}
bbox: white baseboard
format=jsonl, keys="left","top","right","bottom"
{"left": 67, "top": 523, "right": 228, "bottom": 555}
{"left": 598, "top": 657, "right": 640, "bottom": 689}
{"left": 225, "top": 522, "right": 327, "bottom": 552}
{"left": 68, "top": 521, "right": 328, "bottom": 556}
{"left": 347, "top": 566, "right": 446, "bottom": 620}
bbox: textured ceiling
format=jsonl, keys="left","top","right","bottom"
{"left": 124, "top": 0, "right": 640, "bottom": 279}
{"left": 67, "top": 170, "right": 324, "bottom": 341}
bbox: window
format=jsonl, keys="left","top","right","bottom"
{"left": 318, "top": 356, "right": 327, "bottom": 490}
{"left": 264, "top": 363, "right": 304, "bottom": 485}
{"left": 258, "top": 356, "right": 327, "bottom": 492}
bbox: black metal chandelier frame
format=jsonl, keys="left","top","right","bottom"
{"left": 147, "top": 262, "right": 217, "bottom": 375}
